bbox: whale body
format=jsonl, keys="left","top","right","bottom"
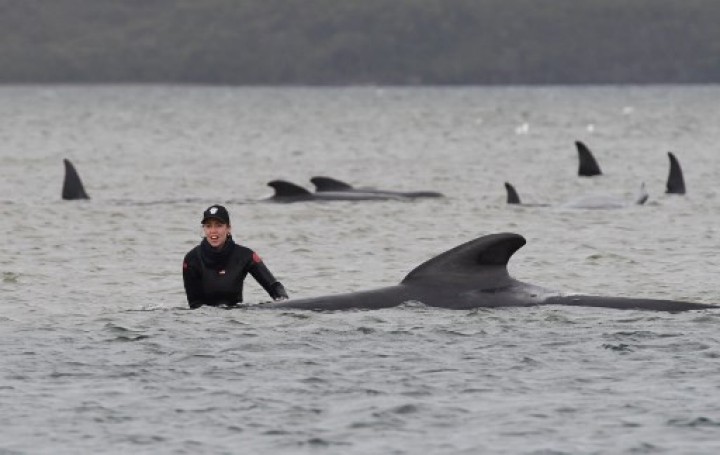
{"left": 310, "top": 176, "right": 444, "bottom": 199}
{"left": 504, "top": 182, "right": 648, "bottom": 209}
{"left": 267, "top": 180, "right": 407, "bottom": 202}
{"left": 267, "top": 233, "right": 715, "bottom": 312}
{"left": 505, "top": 151, "right": 686, "bottom": 208}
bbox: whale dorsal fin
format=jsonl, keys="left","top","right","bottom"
{"left": 310, "top": 176, "right": 354, "bottom": 192}
{"left": 635, "top": 182, "right": 649, "bottom": 205}
{"left": 62, "top": 159, "right": 90, "bottom": 200}
{"left": 401, "top": 233, "right": 526, "bottom": 284}
{"left": 504, "top": 182, "right": 521, "bottom": 204}
{"left": 576, "top": 141, "right": 602, "bottom": 176}
{"left": 666, "top": 152, "right": 686, "bottom": 195}
{"left": 268, "top": 180, "right": 312, "bottom": 198}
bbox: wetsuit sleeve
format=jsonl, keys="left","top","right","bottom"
{"left": 248, "top": 252, "right": 288, "bottom": 300}
{"left": 183, "top": 251, "right": 205, "bottom": 309}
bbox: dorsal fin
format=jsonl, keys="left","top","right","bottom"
{"left": 401, "top": 233, "right": 526, "bottom": 284}
{"left": 666, "top": 152, "right": 686, "bottom": 194}
{"left": 62, "top": 159, "right": 90, "bottom": 200}
{"left": 576, "top": 141, "right": 602, "bottom": 176}
{"left": 310, "top": 176, "right": 354, "bottom": 192}
{"left": 635, "top": 182, "right": 649, "bottom": 205}
{"left": 267, "top": 180, "right": 312, "bottom": 198}
{"left": 504, "top": 182, "right": 521, "bottom": 204}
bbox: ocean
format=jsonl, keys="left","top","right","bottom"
{"left": 1, "top": 85, "right": 720, "bottom": 454}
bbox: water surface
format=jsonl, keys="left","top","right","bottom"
{"left": 1, "top": 85, "right": 720, "bottom": 454}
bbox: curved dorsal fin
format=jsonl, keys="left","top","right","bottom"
{"left": 401, "top": 233, "right": 526, "bottom": 284}
{"left": 62, "top": 159, "right": 90, "bottom": 200}
{"left": 576, "top": 141, "right": 602, "bottom": 176}
{"left": 504, "top": 182, "right": 521, "bottom": 204}
{"left": 267, "top": 180, "right": 312, "bottom": 198}
{"left": 310, "top": 176, "right": 354, "bottom": 192}
{"left": 666, "top": 152, "right": 686, "bottom": 194}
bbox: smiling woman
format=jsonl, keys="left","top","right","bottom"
{"left": 181, "top": 204, "right": 288, "bottom": 308}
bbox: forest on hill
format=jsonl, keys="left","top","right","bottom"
{"left": 0, "top": 0, "right": 718, "bottom": 85}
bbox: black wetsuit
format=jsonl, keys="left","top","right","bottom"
{"left": 182, "top": 237, "right": 287, "bottom": 309}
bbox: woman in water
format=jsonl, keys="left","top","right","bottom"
{"left": 182, "top": 205, "right": 288, "bottom": 308}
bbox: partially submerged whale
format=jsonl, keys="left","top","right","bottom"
{"left": 577, "top": 143, "right": 687, "bottom": 196}
{"left": 310, "top": 176, "right": 444, "bottom": 199}
{"left": 504, "top": 182, "right": 648, "bottom": 209}
{"left": 267, "top": 180, "right": 407, "bottom": 202}
{"left": 59, "top": 159, "right": 240, "bottom": 205}
{"left": 503, "top": 182, "right": 550, "bottom": 207}
{"left": 267, "top": 233, "right": 715, "bottom": 312}
{"left": 506, "top": 151, "right": 686, "bottom": 208}
{"left": 666, "top": 152, "right": 686, "bottom": 194}
{"left": 62, "top": 159, "right": 90, "bottom": 200}
{"left": 576, "top": 141, "right": 602, "bottom": 177}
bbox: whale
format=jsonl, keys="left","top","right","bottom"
{"left": 267, "top": 180, "right": 408, "bottom": 202}
{"left": 666, "top": 152, "right": 686, "bottom": 194}
{"left": 577, "top": 143, "right": 687, "bottom": 195}
{"left": 503, "top": 182, "right": 550, "bottom": 207}
{"left": 62, "top": 159, "right": 90, "bottom": 200}
{"left": 59, "top": 159, "right": 240, "bottom": 205}
{"left": 504, "top": 182, "right": 648, "bottom": 209}
{"left": 576, "top": 141, "right": 602, "bottom": 177}
{"left": 310, "top": 176, "right": 444, "bottom": 199}
{"left": 506, "top": 151, "right": 686, "bottom": 207}
{"left": 266, "top": 233, "right": 715, "bottom": 312}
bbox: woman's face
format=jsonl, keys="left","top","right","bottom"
{"left": 202, "top": 219, "right": 231, "bottom": 248}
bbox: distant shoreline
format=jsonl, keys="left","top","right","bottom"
{"left": 1, "top": 0, "right": 718, "bottom": 85}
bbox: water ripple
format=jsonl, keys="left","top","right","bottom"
{"left": 2, "top": 85, "right": 720, "bottom": 454}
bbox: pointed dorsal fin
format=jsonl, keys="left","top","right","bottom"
{"left": 504, "top": 182, "right": 521, "bottom": 204}
{"left": 62, "top": 159, "right": 90, "bottom": 200}
{"left": 267, "top": 180, "right": 312, "bottom": 198}
{"left": 576, "top": 141, "right": 602, "bottom": 176}
{"left": 310, "top": 176, "right": 354, "bottom": 192}
{"left": 666, "top": 152, "right": 686, "bottom": 194}
{"left": 401, "top": 233, "right": 526, "bottom": 284}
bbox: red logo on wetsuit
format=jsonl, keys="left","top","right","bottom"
{"left": 253, "top": 252, "right": 262, "bottom": 263}
{"left": 183, "top": 261, "right": 188, "bottom": 271}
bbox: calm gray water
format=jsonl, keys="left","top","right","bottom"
{"left": 2, "top": 85, "right": 720, "bottom": 454}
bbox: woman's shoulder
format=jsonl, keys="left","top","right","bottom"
{"left": 232, "top": 243, "right": 267, "bottom": 265}
{"left": 232, "top": 243, "right": 256, "bottom": 256}
{"left": 183, "top": 245, "right": 201, "bottom": 261}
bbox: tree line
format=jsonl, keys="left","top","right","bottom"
{"left": 0, "top": 0, "right": 718, "bottom": 85}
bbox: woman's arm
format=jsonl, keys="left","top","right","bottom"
{"left": 183, "top": 251, "right": 205, "bottom": 308}
{"left": 249, "top": 255, "right": 288, "bottom": 300}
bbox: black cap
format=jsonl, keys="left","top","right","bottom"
{"left": 201, "top": 205, "right": 230, "bottom": 225}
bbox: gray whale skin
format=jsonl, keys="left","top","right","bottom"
{"left": 268, "top": 233, "right": 715, "bottom": 312}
